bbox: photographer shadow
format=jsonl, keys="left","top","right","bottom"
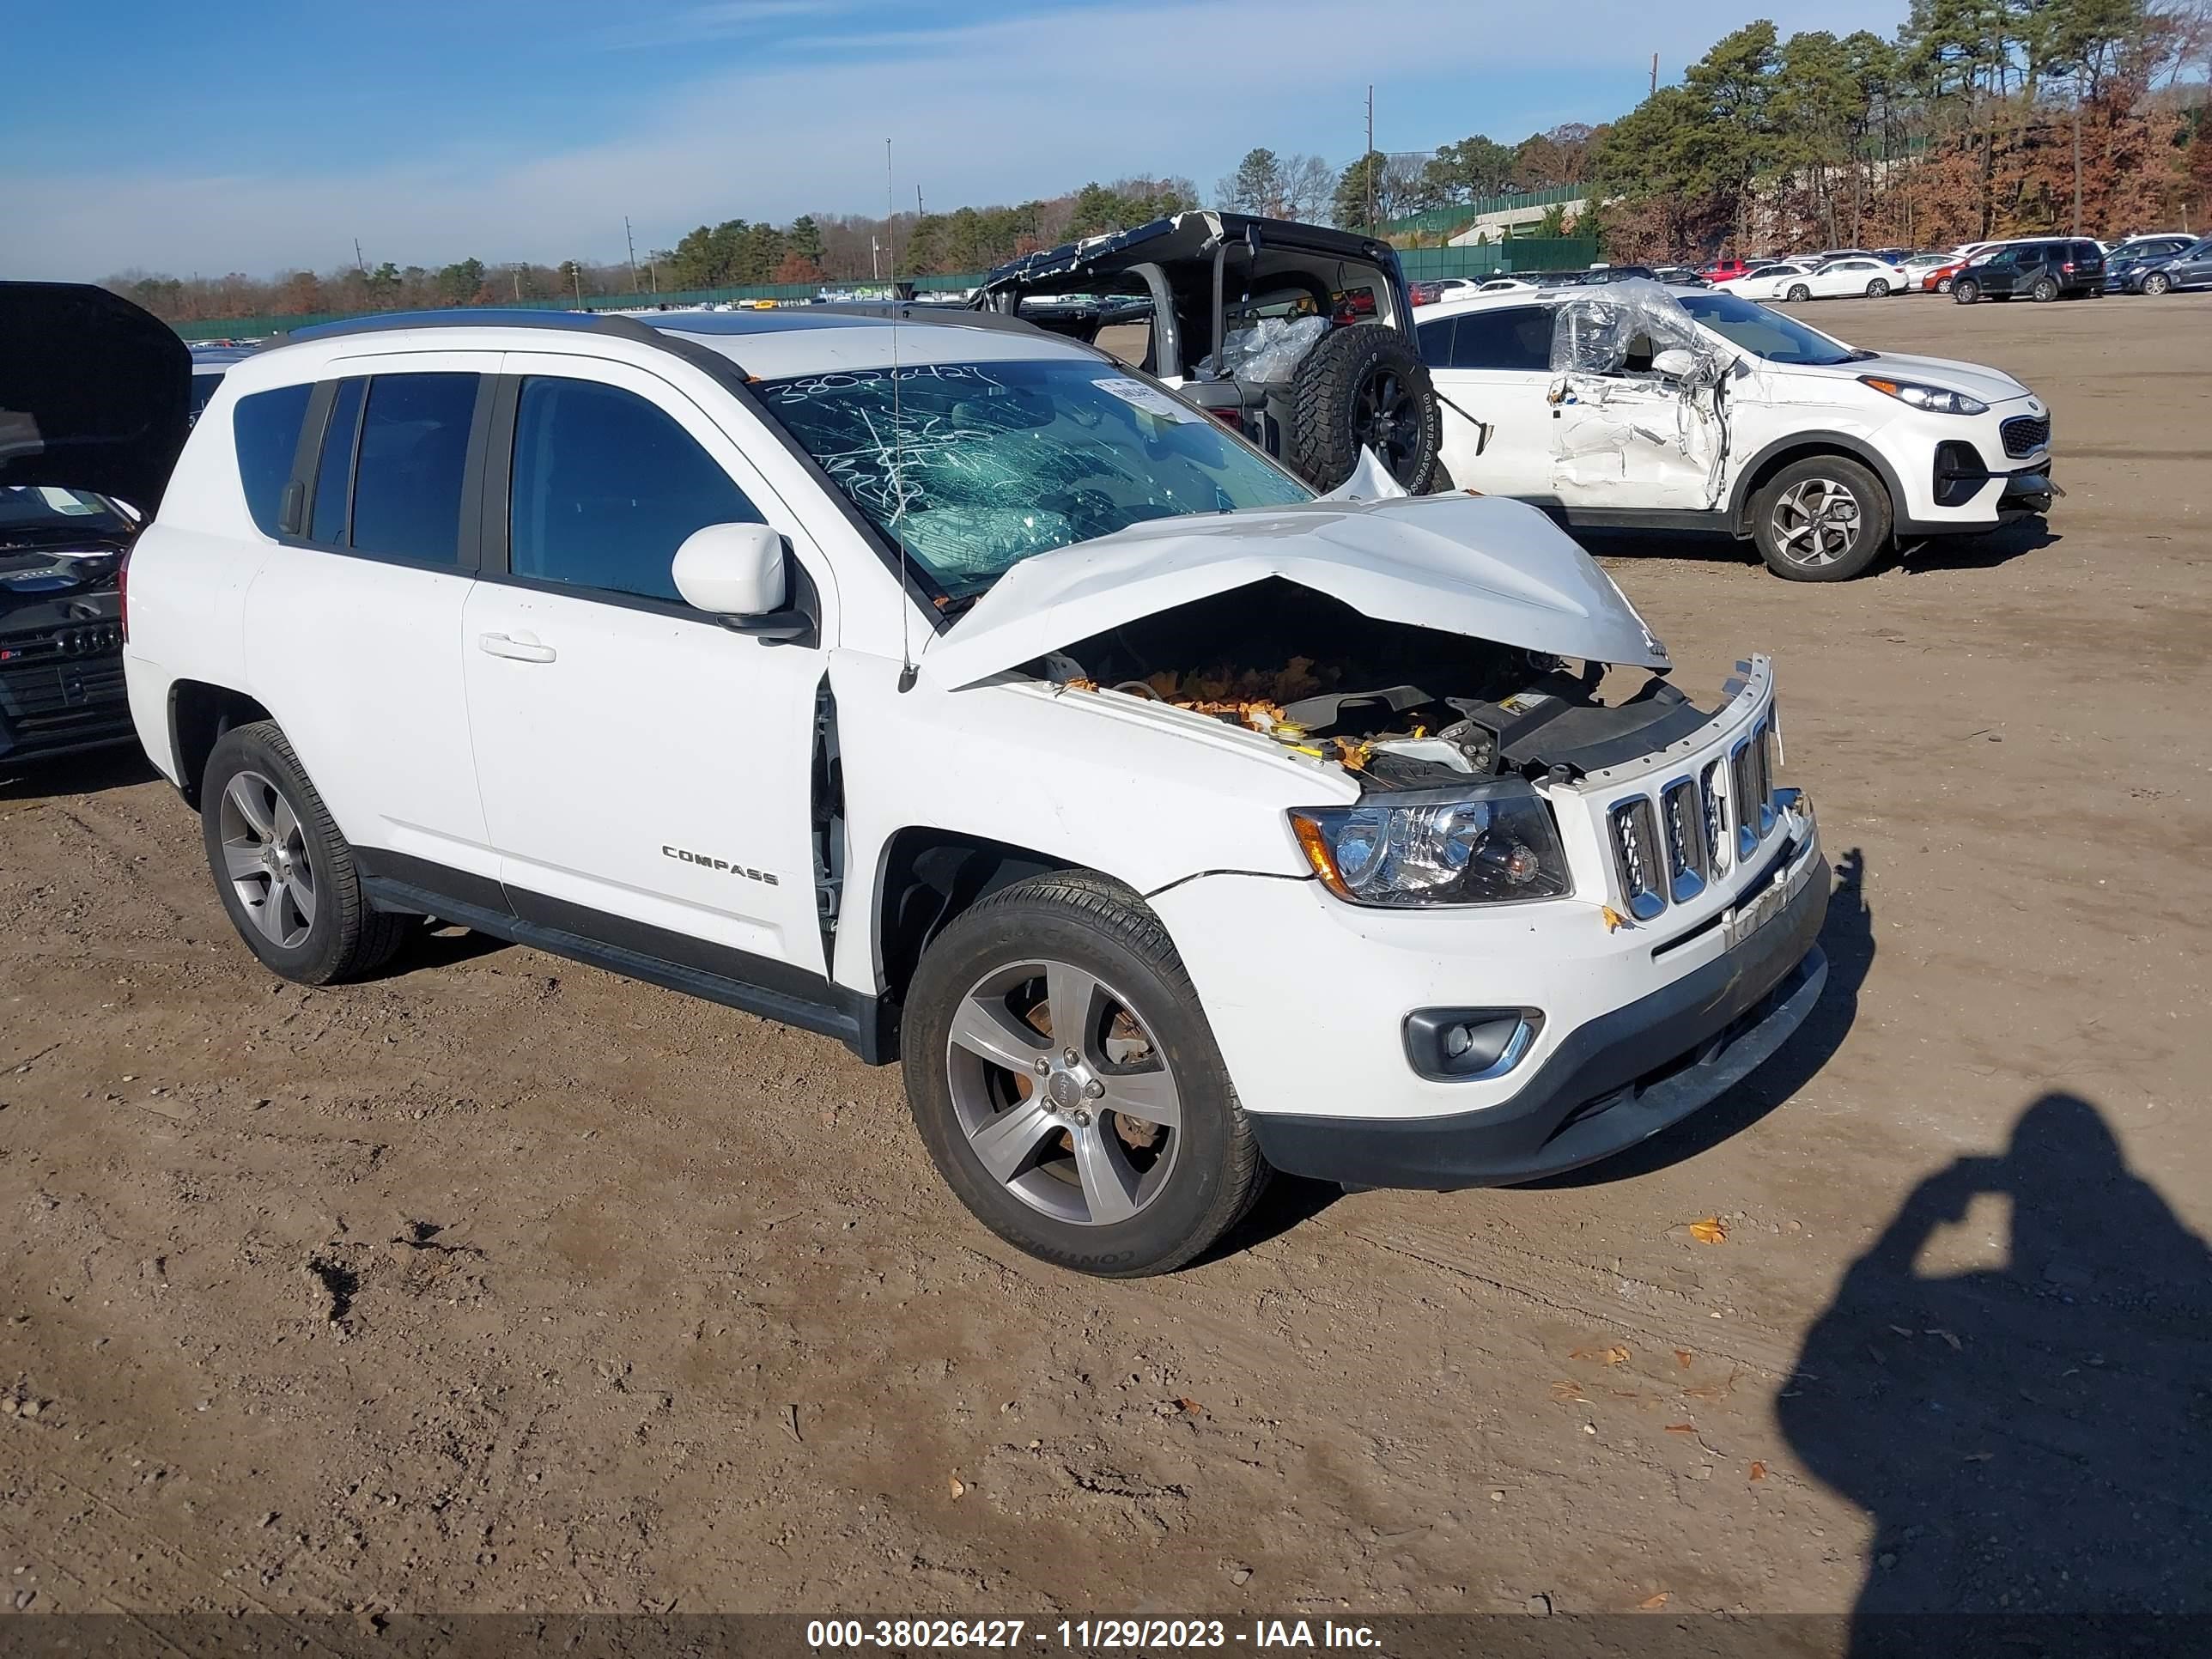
{"left": 1778, "top": 1092, "right": 2212, "bottom": 1652}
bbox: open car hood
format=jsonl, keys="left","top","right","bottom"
{"left": 922, "top": 495, "right": 1670, "bottom": 690}
{"left": 0, "top": 283, "right": 191, "bottom": 514}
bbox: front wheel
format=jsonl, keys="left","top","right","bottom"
{"left": 1936, "top": 276, "right": 1954, "bottom": 293}
{"left": 1867, "top": 279, "right": 1891, "bottom": 297}
{"left": 199, "top": 721, "right": 410, "bottom": 983}
{"left": 1752, "top": 455, "right": 1893, "bottom": 581}
{"left": 2143, "top": 272, "right": 2172, "bottom": 295}
{"left": 2031, "top": 277, "right": 2059, "bottom": 302}
{"left": 902, "top": 872, "right": 1267, "bottom": 1276}
{"left": 1785, "top": 283, "right": 1812, "bottom": 302}
{"left": 1954, "top": 280, "right": 1980, "bottom": 304}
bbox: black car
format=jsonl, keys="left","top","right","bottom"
{"left": 0, "top": 283, "right": 190, "bottom": 768}
{"left": 2124, "top": 237, "right": 2212, "bottom": 295}
{"left": 1952, "top": 240, "right": 2106, "bottom": 303}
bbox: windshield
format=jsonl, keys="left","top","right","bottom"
{"left": 1672, "top": 291, "right": 1869, "bottom": 366}
{"left": 0, "top": 485, "right": 133, "bottom": 543}
{"left": 758, "top": 357, "right": 1312, "bottom": 598}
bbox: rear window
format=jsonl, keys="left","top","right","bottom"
{"left": 231, "top": 384, "right": 312, "bottom": 538}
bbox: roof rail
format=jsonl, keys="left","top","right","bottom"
{"left": 804, "top": 301, "right": 1044, "bottom": 337}
{"left": 276, "top": 308, "right": 664, "bottom": 346}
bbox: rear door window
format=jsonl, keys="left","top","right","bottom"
{"left": 308, "top": 378, "right": 366, "bottom": 545}
{"left": 1449, "top": 307, "right": 1553, "bottom": 372}
{"left": 231, "top": 384, "right": 312, "bottom": 538}
{"left": 1415, "top": 318, "right": 1455, "bottom": 368}
{"left": 347, "top": 374, "right": 482, "bottom": 565}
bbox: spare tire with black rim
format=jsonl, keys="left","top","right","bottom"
{"left": 1286, "top": 323, "right": 1442, "bottom": 493}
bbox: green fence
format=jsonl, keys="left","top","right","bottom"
{"left": 1398, "top": 239, "right": 1601, "bottom": 279}
{"left": 171, "top": 274, "right": 987, "bottom": 342}
{"left": 1384, "top": 185, "right": 1585, "bottom": 240}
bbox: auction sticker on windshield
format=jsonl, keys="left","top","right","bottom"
{"left": 1093, "top": 377, "right": 1206, "bottom": 423}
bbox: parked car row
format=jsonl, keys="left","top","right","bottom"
{"left": 1695, "top": 232, "right": 2210, "bottom": 304}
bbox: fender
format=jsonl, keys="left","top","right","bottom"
{"left": 1725, "top": 429, "right": 1910, "bottom": 538}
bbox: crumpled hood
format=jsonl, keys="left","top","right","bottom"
{"left": 1844, "top": 350, "right": 2036, "bottom": 406}
{"left": 922, "top": 493, "right": 1669, "bottom": 690}
{"left": 0, "top": 283, "right": 191, "bottom": 514}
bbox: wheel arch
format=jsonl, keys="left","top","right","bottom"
{"left": 1728, "top": 433, "right": 1905, "bottom": 538}
{"left": 167, "top": 680, "right": 275, "bottom": 810}
{"left": 868, "top": 828, "right": 1102, "bottom": 1014}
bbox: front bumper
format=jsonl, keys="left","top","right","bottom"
{"left": 1249, "top": 843, "right": 1829, "bottom": 1189}
{"left": 0, "top": 605, "right": 134, "bottom": 765}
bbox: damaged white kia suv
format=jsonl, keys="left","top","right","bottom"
{"left": 1420, "top": 279, "right": 2055, "bottom": 580}
{"left": 118, "top": 303, "right": 1828, "bottom": 1275}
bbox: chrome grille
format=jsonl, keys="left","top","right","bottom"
{"left": 1661, "top": 777, "right": 1710, "bottom": 902}
{"left": 2000, "top": 414, "right": 2050, "bottom": 459}
{"left": 1609, "top": 795, "right": 1667, "bottom": 920}
{"left": 1730, "top": 716, "right": 1778, "bottom": 860}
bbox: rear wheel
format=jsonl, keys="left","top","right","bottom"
{"left": 1751, "top": 455, "right": 1892, "bottom": 582}
{"left": 199, "top": 721, "right": 410, "bottom": 984}
{"left": 902, "top": 872, "right": 1267, "bottom": 1277}
{"left": 2031, "top": 277, "right": 2059, "bottom": 302}
{"left": 1866, "top": 279, "right": 1891, "bottom": 297}
{"left": 1954, "top": 279, "right": 1981, "bottom": 304}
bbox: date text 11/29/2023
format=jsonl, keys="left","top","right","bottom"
{"left": 805, "top": 1620, "right": 1383, "bottom": 1650}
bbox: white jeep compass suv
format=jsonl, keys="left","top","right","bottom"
{"left": 122, "top": 304, "right": 1828, "bottom": 1275}
{"left": 1419, "top": 280, "right": 2056, "bottom": 580}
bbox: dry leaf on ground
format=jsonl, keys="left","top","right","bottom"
{"left": 1686, "top": 1217, "right": 1729, "bottom": 1244}
{"left": 1638, "top": 1592, "right": 1671, "bottom": 1610}
{"left": 1748, "top": 1461, "right": 1768, "bottom": 1481}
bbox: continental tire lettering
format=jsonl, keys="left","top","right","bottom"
{"left": 660, "top": 845, "right": 780, "bottom": 885}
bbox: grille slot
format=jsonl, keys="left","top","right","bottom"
{"left": 1699, "top": 758, "right": 1731, "bottom": 875}
{"left": 2000, "top": 414, "right": 2050, "bottom": 459}
{"left": 1661, "top": 777, "right": 1710, "bottom": 902}
{"left": 1609, "top": 795, "right": 1668, "bottom": 921}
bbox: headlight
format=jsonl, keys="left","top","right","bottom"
{"left": 1857, "top": 375, "right": 1988, "bottom": 416}
{"left": 1289, "top": 783, "right": 1573, "bottom": 907}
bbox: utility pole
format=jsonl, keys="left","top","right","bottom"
{"left": 885, "top": 138, "right": 897, "bottom": 286}
{"left": 353, "top": 238, "right": 367, "bottom": 277}
{"left": 1650, "top": 53, "right": 1659, "bottom": 96}
{"left": 572, "top": 262, "right": 583, "bottom": 307}
{"left": 512, "top": 264, "right": 522, "bottom": 301}
{"left": 624, "top": 216, "right": 640, "bottom": 294}
{"left": 1364, "top": 84, "right": 1376, "bottom": 236}
{"left": 2070, "top": 99, "right": 2083, "bottom": 235}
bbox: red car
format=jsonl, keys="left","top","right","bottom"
{"left": 1922, "top": 260, "right": 1969, "bottom": 293}
{"left": 1702, "top": 258, "right": 1754, "bottom": 282}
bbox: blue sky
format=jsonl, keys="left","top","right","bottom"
{"left": 9, "top": 0, "right": 1909, "bottom": 281}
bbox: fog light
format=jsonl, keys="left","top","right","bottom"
{"left": 1406, "top": 1008, "right": 1542, "bottom": 1082}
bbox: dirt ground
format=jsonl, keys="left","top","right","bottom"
{"left": 3, "top": 294, "right": 2209, "bottom": 1632}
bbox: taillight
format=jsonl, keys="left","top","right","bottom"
{"left": 2061, "top": 261, "right": 2075, "bottom": 273}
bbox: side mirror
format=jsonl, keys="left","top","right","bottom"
{"left": 672, "top": 522, "right": 785, "bottom": 617}
{"left": 1650, "top": 347, "right": 1699, "bottom": 380}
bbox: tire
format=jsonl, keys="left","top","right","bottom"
{"left": 1936, "top": 276, "right": 1954, "bottom": 294}
{"left": 1429, "top": 459, "right": 1457, "bottom": 494}
{"left": 1785, "top": 283, "right": 1812, "bottom": 302}
{"left": 2143, "top": 272, "right": 2171, "bottom": 295}
{"left": 1866, "top": 279, "right": 1890, "bottom": 297}
{"left": 902, "top": 871, "right": 1268, "bottom": 1277}
{"left": 2031, "top": 277, "right": 2058, "bottom": 302}
{"left": 1751, "top": 454, "right": 1893, "bottom": 582}
{"left": 199, "top": 720, "right": 410, "bottom": 985}
{"left": 1286, "top": 323, "right": 1443, "bottom": 494}
{"left": 1954, "top": 279, "right": 1980, "bottom": 304}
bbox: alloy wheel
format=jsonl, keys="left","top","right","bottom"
{"left": 1786, "top": 284, "right": 1811, "bottom": 301}
{"left": 944, "top": 958, "right": 1182, "bottom": 1226}
{"left": 1352, "top": 366, "right": 1424, "bottom": 481}
{"left": 2145, "top": 273, "right": 2170, "bottom": 295}
{"left": 217, "top": 769, "right": 317, "bottom": 949}
{"left": 1769, "top": 477, "right": 1863, "bottom": 568}
{"left": 1868, "top": 280, "right": 1890, "bottom": 297}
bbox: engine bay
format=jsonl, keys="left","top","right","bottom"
{"left": 1030, "top": 579, "right": 1714, "bottom": 790}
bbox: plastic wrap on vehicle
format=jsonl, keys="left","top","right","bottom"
{"left": 1548, "top": 278, "right": 1723, "bottom": 380}
{"left": 1197, "top": 315, "right": 1330, "bottom": 382}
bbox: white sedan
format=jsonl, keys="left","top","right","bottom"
{"left": 1721, "top": 257, "right": 1911, "bottom": 301}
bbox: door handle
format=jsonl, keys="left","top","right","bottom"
{"left": 477, "top": 630, "right": 556, "bottom": 664}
